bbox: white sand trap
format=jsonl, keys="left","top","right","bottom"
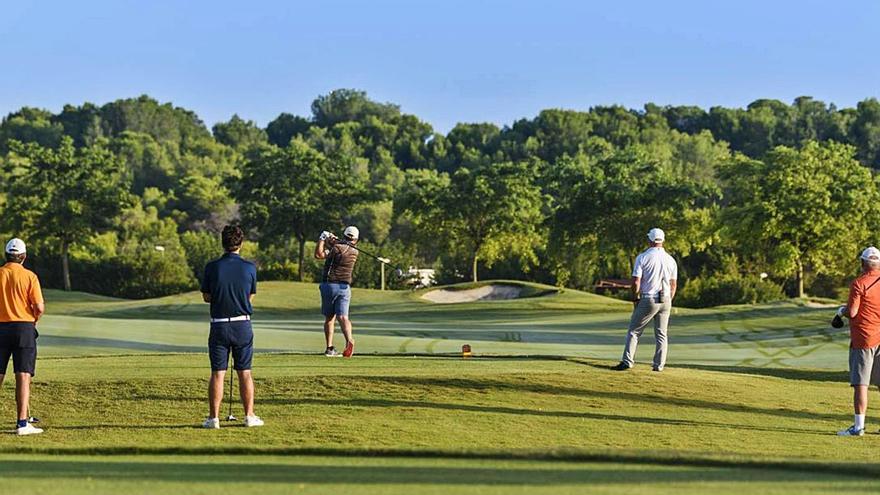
{"left": 422, "top": 284, "right": 523, "bottom": 303}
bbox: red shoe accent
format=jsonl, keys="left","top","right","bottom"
{"left": 343, "top": 341, "right": 354, "bottom": 358}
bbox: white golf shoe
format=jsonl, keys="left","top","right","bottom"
{"left": 244, "top": 415, "right": 264, "bottom": 427}
{"left": 203, "top": 417, "right": 220, "bottom": 429}
{"left": 16, "top": 423, "right": 43, "bottom": 436}
{"left": 837, "top": 425, "right": 864, "bottom": 436}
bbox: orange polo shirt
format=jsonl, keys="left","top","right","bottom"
{"left": 0, "top": 262, "right": 43, "bottom": 322}
{"left": 848, "top": 269, "right": 880, "bottom": 349}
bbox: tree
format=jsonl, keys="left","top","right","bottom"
{"left": 266, "top": 113, "right": 312, "bottom": 147}
{"left": 719, "top": 141, "right": 880, "bottom": 297}
{"left": 99, "top": 95, "right": 211, "bottom": 150}
{"left": 234, "top": 139, "right": 363, "bottom": 280}
{"left": 0, "top": 107, "right": 64, "bottom": 152}
{"left": 311, "top": 89, "right": 400, "bottom": 128}
{"left": 1, "top": 137, "right": 133, "bottom": 290}
{"left": 397, "top": 161, "right": 545, "bottom": 282}
{"left": 545, "top": 148, "right": 720, "bottom": 288}
{"left": 212, "top": 114, "right": 267, "bottom": 150}
{"left": 850, "top": 98, "right": 880, "bottom": 167}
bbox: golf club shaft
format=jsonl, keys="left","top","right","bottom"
{"left": 340, "top": 241, "right": 406, "bottom": 273}
{"left": 227, "top": 351, "right": 235, "bottom": 419}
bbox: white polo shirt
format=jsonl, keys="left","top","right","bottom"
{"left": 632, "top": 247, "right": 677, "bottom": 297}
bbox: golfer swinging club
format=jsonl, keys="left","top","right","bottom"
{"left": 0, "top": 238, "right": 44, "bottom": 435}
{"left": 315, "top": 226, "right": 359, "bottom": 357}
{"left": 201, "top": 226, "right": 263, "bottom": 429}
{"left": 613, "top": 228, "right": 678, "bottom": 372}
{"left": 837, "top": 246, "right": 880, "bottom": 436}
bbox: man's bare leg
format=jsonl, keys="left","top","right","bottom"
{"left": 854, "top": 385, "right": 868, "bottom": 415}
{"left": 339, "top": 315, "right": 354, "bottom": 346}
{"left": 324, "top": 316, "right": 336, "bottom": 348}
{"left": 237, "top": 369, "right": 255, "bottom": 417}
{"left": 208, "top": 370, "right": 225, "bottom": 418}
{"left": 15, "top": 373, "right": 30, "bottom": 422}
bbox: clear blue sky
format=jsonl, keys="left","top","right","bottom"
{"left": 1, "top": 0, "right": 877, "bottom": 133}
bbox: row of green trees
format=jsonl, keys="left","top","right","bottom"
{"left": 1, "top": 90, "right": 879, "bottom": 304}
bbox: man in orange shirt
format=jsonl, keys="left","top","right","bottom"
{"left": 0, "top": 238, "right": 45, "bottom": 435}
{"left": 838, "top": 246, "right": 880, "bottom": 436}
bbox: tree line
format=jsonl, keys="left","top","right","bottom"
{"left": 1, "top": 90, "right": 879, "bottom": 306}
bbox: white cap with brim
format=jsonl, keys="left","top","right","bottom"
{"left": 861, "top": 246, "right": 880, "bottom": 261}
{"left": 343, "top": 226, "right": 359, "bottom": 240}
{"left": 647, "top": 228, "right": 665, "bottom": 243}
{"left": 5, "top": 238, "right": 26, "bottom": 254}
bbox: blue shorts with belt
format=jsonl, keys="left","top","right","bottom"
{"left": 208, "top": 320, "right": 253, "bottom": 371}
{"left": 320, "top": 282, "right": 351, "bottom": 317}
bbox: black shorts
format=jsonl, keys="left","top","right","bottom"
{"left": 208, "top": 320, "right": 253, "bottom": 371}
{"left": 0, "top": 322, "right": 38, "bottom": 376}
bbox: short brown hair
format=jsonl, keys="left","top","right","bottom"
{"left": 5, "top": 252, "right": 25, "bottom": 264}
{"left": 222, "top": 225, "right": 245, "bottom": 252}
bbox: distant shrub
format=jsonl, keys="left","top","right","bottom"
{"left": 677, "top": 274, "right": 785, "bottom": 308}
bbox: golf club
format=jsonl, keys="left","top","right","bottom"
{"left": 226, "top": 352, "right": 237, "bottom": 421}
{"left": 337, "top": 239, "right": 407, "bottom": 278}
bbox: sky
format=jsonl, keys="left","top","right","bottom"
{"left": 0, "top": 0, "right": 878, "bottom": 133}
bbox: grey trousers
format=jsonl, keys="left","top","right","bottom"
{"left": 621, "top": 297, "right": 671, "bottom": 369}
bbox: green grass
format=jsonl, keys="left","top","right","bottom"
{"left": 0, "top": 281, "right": 870, "bottom": 494}
{"left": 38, "top": 281, "right": 847, "bottom": 367}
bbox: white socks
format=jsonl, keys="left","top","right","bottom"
{"left": 855, "top": 414, "right": 866, "bottom": 430}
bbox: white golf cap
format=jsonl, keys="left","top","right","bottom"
{"left": 861, "top": 246, "right": 880, "bottom": 261}
{"left": 5, "top": 238, "right": 26, "bottom": 254}
{"left": 343, "top": 225, "right": 359, "bottom": 240}
{"left": 647, "top": 228, "right": 665, "bottom": 242}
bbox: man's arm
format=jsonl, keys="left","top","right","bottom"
{"left": 201, "top": 264, "right": 212, "bottom": 303}
{"left": 669, "top": 279, "right": 677, "bottom": 300}
{"left": 848, "top": 282, "right": 861, "bottom": 319}
{"left": 315, "top": 239, "right": 327, "bottom": 260}
{"left": 315, "top": 231, "right": 335, "bottom": 259}
{"left": 32, "top": 302, "right": 45, "bottom": 322}
{"left": 249, "top": 268, "right": 257, "bottom": 303}
{"left": 631, "top": 277, "right": 641, "bottom": 303}
{"left": 30, "top": 280, "right": 45, "bottom": 322}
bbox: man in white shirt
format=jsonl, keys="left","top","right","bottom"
{"left": 612, "top": 228, "right": 678, "bottom": 372}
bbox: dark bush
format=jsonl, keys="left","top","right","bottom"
{"left": 676, "top": 273, "right": 785, "bottom": 308}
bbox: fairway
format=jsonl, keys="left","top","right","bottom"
{"left": 38, "top": 280, "right": 847, "bottom": 368}
{"left": 0, "top": 282, "right": 871, "bottom": 494}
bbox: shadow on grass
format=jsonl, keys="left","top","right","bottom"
{"left": 256, "top": 397, "right": 826, "bottom": 436}
{"left": 358, "top": 375, "right": 846, "bottom": 423}
{"left": 38, "top": 336, "right": 206, "bottom": 353}
{"left": 673, "top": 364, "right": 846, "bottom": 383}
{"left": 567, "top": 359, "right": 847, "bottom": 383}
{"left": 0, "top": 457, "right": 871, "bottom": 485}
{"left": 48, "top": 424, "right": 199, "bottom": 431}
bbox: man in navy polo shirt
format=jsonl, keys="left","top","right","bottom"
{"left": 201, "top": 225, "right": 263, "bottom": 429}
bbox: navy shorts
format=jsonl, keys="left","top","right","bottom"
{"left": 208, "top": 320, "right": 253, "bottom": 371}
{"left": 320, "top": 282, "right": 351, "bottom": 317}
{"left": 0, "top": 322, "right": 38, "bottom": 376}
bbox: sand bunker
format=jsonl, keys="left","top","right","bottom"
{"left": 422, "top": 284, "right": 523, "bottom": 304}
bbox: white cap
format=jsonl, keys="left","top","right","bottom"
{"left": 647, "top": 228, "right": 665, "bottom": 242}
{"left": 5, "top": 238, "right": 26, "bottom": 254}
{"left": 861, "top": 246, "right": 880, "bottom": 261}
{"left": 343, "top": 226, "right": 360, "bottom": 240}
